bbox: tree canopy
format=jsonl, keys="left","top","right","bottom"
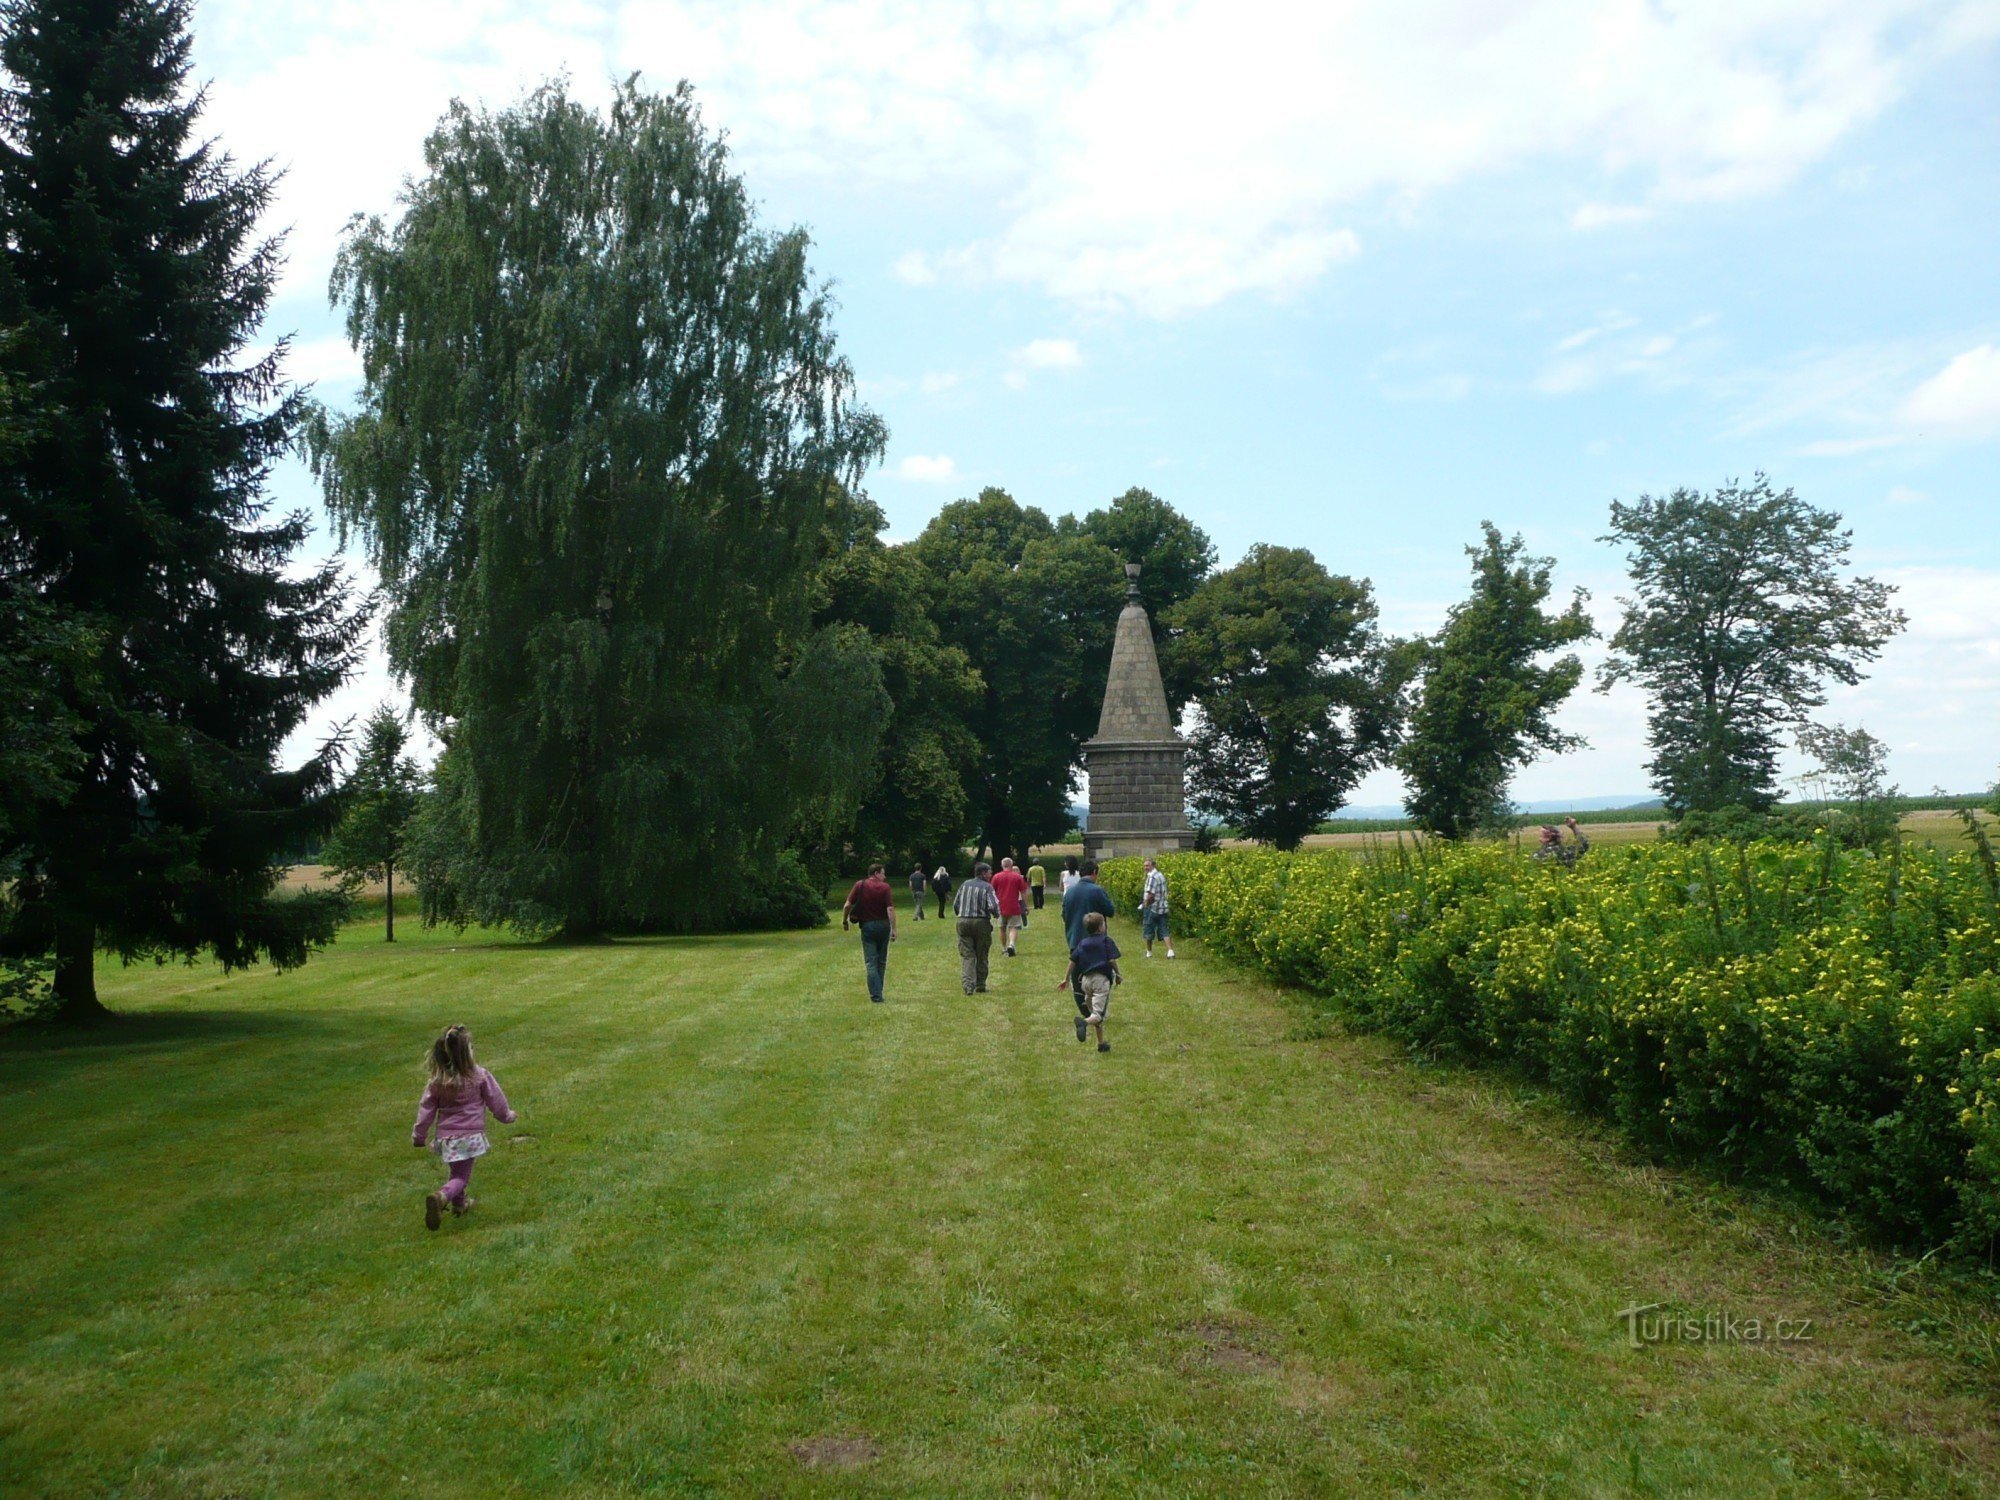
{"left": 1397, "top": 524, "right": 1594, "bottom": 839}
{"left": 895, "top": 485, "right": 1216, "bottom": 861}
{"left": 809, "top": 488, "right": 983, "bottom": 866}
{"left": 312, "top": 78, "right": 885, "bottom": 935}
{"left": 907, "top": 488, "right": 1125, "bottom": 859}
{"left": 0, "top": 0, "right": 361, "bottom": 1019}
{"left": 1599, "top": 477, "right": 1904, "bottom": 815}
{"left": 1168, "top": 545, "right": 1409, "bottom": 850}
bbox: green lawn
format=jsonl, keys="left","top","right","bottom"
{"left": 3, "top": 908, "right": 1998, "bottom": 1496}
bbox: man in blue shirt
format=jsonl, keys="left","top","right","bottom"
{"left": 1060, "top": 858, "right": 1116, "bottom": 1030}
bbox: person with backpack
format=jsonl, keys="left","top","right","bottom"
{"left": 842, "top": 862, "right": 898, "bottom": 1003}
{"left": 1060, "top": 858, "right": 1116, "bottom": 1024}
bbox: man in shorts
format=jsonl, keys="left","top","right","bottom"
{"left": 992, "top": 857, "right": 1029, "bottom": 957}
{"left": 1056, "top": 910, "right": 1121, "bottom": 1051}
{"left": 1139, "top": 857, "right": 1175, "bottom": 959}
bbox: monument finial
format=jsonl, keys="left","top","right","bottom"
{"left": 1123, "top": 560, "right": 1142, "bottom": 602}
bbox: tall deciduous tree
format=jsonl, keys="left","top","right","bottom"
{"left": 907, "top": 488, "right": 1125, "bottom": 860}
{"left": 321, "top": 707, "right": 423, "bottom": 941}
{"left": 1067, "top": 486, "right": 1215, "bottom": 708}
{"left": 905, "top": 485, "right": 1214, "bottom": 861}
{"left": 810, "top": 488, "right": 982, "bottom": 865}
{"left": 1398, "top": 524, "right": 1594, "bottom": 839}
{"left": 0, "top": 0, "right": 361, "bottom": 1021}
{"left": 1168, "top": 545, "right": 1410, "bottom": 850}
{"left": 1598, "top": 477, "right": 1904, "bottom": 815}
{"left": 311, "top": 80, "right": 885, "bottom": 936}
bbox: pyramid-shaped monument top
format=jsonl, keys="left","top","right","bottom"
{"left": 1090, "top": 563, "right": 1178, "bottom": 743}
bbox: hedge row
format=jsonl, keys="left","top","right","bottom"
{"left": 1103, "top": 839, "right": 2000, "bottom": 1257}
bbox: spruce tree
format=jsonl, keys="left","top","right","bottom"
{"left": 321, "top": 706, "right": 423, "bottom": 942}
{"left": 0, "top": 0, "right": 361, "bottom": 1019}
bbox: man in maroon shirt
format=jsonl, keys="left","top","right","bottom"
{"left": 842, "top": 862, "right": 898, "bottom": 1003}
{"left": 991, "top": 857, "right": 1029, "bottom": 958}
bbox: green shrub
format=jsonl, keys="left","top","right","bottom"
{"left": 1104, "top": 837, "right": 2000, "bottom": 1257}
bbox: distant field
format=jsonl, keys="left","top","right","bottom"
{"left": 1293, "top": 809, "right": 1996, "bottom": 853}
{"left": 295, "top": 808, "right": 1996, "bottom": 902}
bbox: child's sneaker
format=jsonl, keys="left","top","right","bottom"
{"left": 1098, "top": 1042, "right": 1111, "bottom": 1053}
{"left": 425, "top": 1190, "right": 445, "bottom": 1231}
{"left": 452, "top": 1196, "right": 476, "bottom": 1216}
{"left": 1075, "top": 1016, "right": 1088, "bottom": 1043}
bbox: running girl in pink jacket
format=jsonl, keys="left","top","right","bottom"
{"left": 412, "top": 1024, "right": 517, "bottom": 1231}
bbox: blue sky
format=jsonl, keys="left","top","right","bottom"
{"left": 203, "top": 0, "right": 2000, "bottom": 805}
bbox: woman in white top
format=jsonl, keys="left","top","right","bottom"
{"left": 1059, "top": 855, "right": 1081, "bottom": 897}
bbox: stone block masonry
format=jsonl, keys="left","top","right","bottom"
{"left": 1082, "top": 564, "right": 1195, "bottom": 863}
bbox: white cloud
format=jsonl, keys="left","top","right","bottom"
{"left": 918, "top": 370, "right": 962, "bottom": 395}
{"left": 1016, "top": 338, "right": 1083, "bottom": 370}
{"left": 1382, "top": 372, "right": 1473, "bottom": 402}
{"left": 1535, "top": 314, "right": 1697, "bottom": 395}
{"left": 1887, "top": 484, "right": 1927, "bottom": 505}
{"left": 283, "top": 334, "right": 365, "bottom": 388}
{"left": 896, "top": 454, "right": 958, "bottom": 482}
{"left": 1901, "top": 344, "right": 2000, "bottom": 438}
{"left": 185, "top": 0, "right": 1992, "bottom": 319}
{"left": 892, "top": 251, "right": 938, "bottom": 286}
{"left": 1571, "top": 203, "right": 1655, "bottom": 230}
{"left": 1730, "top": 340, "right": 2000, "bottom": 453}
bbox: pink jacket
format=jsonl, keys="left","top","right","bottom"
{"left": 413, "top": 1067, "right": 516, "bottom": 1144}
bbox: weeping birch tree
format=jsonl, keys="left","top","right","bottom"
{"left": 311, "top": 79, "right": 887, "bottom": 935}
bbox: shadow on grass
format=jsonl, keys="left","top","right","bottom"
{"left": 0, "top": 1006, "right": 334, "bottom": 1058}
{"left": 464, "top": 930, "right": 824, "bottom": 953}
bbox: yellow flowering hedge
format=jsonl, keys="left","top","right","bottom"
{"left": 1105, "top": 840, "right": 2000, "bottom": 1255}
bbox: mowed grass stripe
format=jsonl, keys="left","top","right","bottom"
{"left": 0, "top": 914, "right": 1995, "bottom": 1496}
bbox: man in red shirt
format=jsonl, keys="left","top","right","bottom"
{"left": 991, "top": 857, "right": 1029, "bottom": 959}
{"left": 842, "top": 862, "right": 898, "bottom": 1003}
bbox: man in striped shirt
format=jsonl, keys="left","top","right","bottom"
{"left": 1140, "top": 858, "right": 1175, "bottom": 960}
{"left": 953, "top": 861, "right": 1001, "bottom": 995}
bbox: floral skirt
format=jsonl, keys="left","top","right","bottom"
{"left": 432, "top": 1131, "right": 490, "bottom": 1164}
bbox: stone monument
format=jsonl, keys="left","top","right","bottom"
{"left": 1082, "top": 563, "right": 1195, "bottom": 862}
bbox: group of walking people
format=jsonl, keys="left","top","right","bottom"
{"left": 406, "top": 854, "right": 1176, "bottom": 1228}
{"left": 841, "top": 853, "right": 1177, "bottom": 1053}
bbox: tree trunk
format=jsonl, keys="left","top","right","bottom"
{"left": 385, "top": 863, "right": 396, "bottom": 942}
{"left": 53, "top": 914, "right": 110, "bottom": 1024}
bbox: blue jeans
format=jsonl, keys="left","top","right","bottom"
{"left": 859, "top": 920, "right": 891, "bottom": 1001}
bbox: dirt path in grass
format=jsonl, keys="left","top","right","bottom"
{"left": 1, "top": 912, "right": 1996, "bottom": 1496}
